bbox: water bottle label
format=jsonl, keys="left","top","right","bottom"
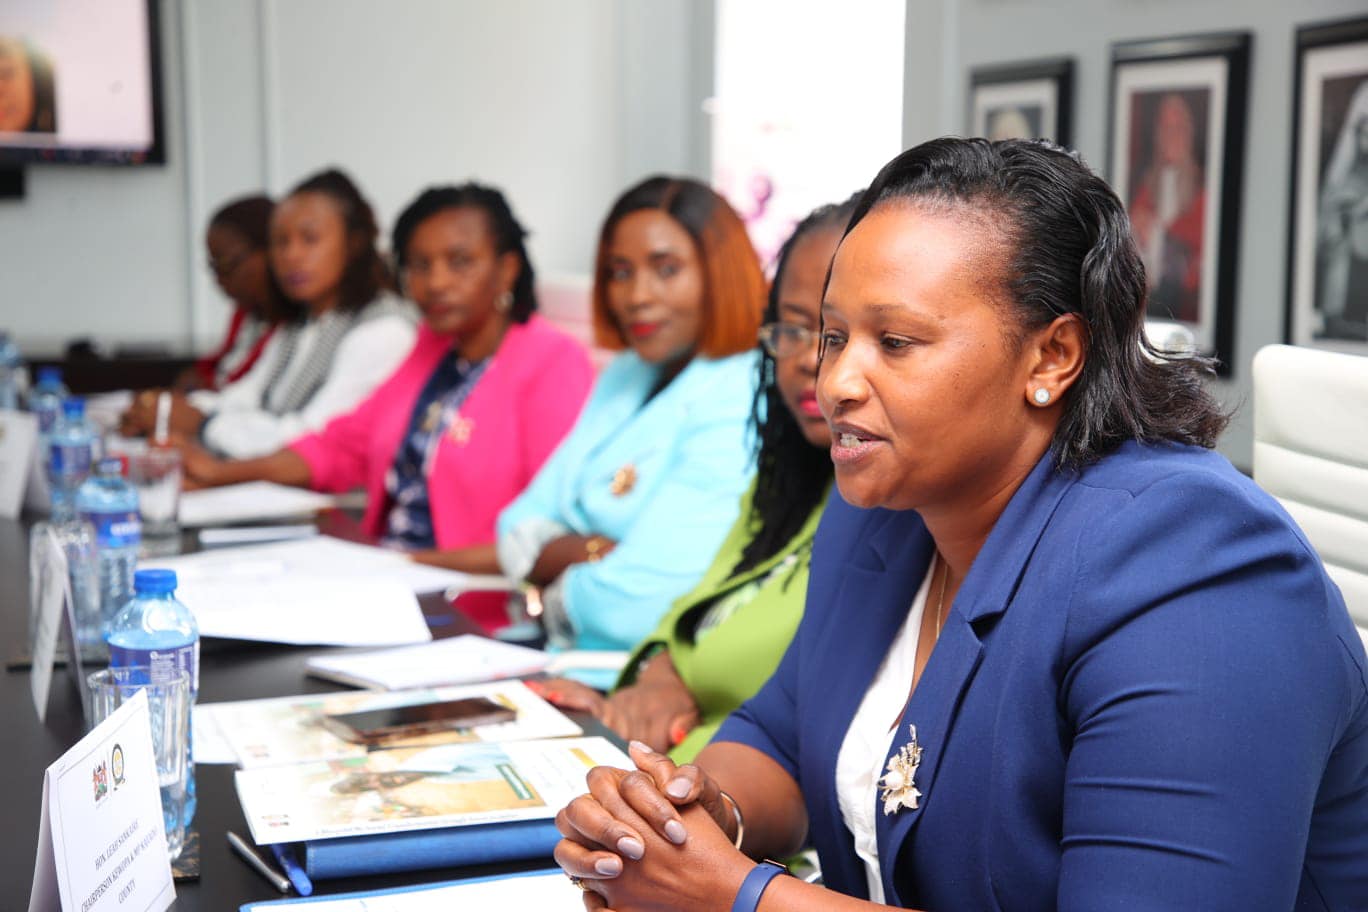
{"left": 109, "top": 641, "right": 199, "bottom": 694}
{"left": 49, "top": 441, "right": 91, "bottom": 476}
{"left": 85, "top": 510, "right": 142, "bottom": 548}
{"left": 35, "top": 407, "right": 59, "bottom": 433}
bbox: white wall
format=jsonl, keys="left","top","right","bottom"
{"left": 901, "top": 0, "right": 1368, "bottom": 470}
{"left": 0, "top": 0, "right": 710, "bottom": 353}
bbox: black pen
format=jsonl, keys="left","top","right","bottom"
{"left": 226, "top": 830, "right": 291, "bottom": 893}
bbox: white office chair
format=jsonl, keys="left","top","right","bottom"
{"left": 1252, "top": 344, "right": 1368, "bottom": 648}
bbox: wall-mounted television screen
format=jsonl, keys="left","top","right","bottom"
{"left": 0, "top": 0, "right": 165, "bottom": 165}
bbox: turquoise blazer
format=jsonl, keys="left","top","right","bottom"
{"left": 498, "top": 349, "right": 760, "bottom": 652}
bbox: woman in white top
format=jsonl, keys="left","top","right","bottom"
{"left": 124, "top": 169, "right": 416, "bottom": 458}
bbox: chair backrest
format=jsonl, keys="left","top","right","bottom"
{"left": 1252, "top": 344, "right": 1368, "bottom": 647}
{"left": 536, "top": 273, "right": 613, "bottom": 372}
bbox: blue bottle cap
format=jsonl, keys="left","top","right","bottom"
{"left": 96, "top": 456, "right": 123, "bottom": 475}
{"left": 133, "top": 569, "right": 178, "bottom": 594}
{"left": 37, "top": 366, "right": 62, "bottom": 384}
{"left": 61, "top": 397, "right": 85, "bottom": 418}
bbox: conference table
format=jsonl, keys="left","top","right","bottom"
{"left": 2, "top": 511, "right": 588, "bottom": 908}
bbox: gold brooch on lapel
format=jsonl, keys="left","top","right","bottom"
{"left": 879, "top": 724, "right": 924, "bottom": 815}
{"left": 447, "top": 415, "right": 474, "bottom": 446}
{"left": 610, "top": 463, "right": 637, "bottom": 497}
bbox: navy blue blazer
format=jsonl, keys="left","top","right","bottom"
{"left": 717, "top": 441, "right": 1368, "bottom": 910}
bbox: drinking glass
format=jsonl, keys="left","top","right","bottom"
{"left": 128, "top": 447, "right": 183, "bottom": 544}
{"left": 86, "top": 666, "right": 190, "bottom": 861}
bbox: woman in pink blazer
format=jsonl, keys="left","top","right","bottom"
{"left": 180, "top": 184, "right": 594, "bottom": 579}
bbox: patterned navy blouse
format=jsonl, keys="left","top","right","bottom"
{"left": 381, "top": 351, "right": 488, "bottom": 549}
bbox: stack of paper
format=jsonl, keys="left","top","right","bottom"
{"left": 179, "top": 481, "right": 335, "bottom": 527}
{"left": 304, "top": 635, "right": 551, "bottom": 691}
{"left": 148, "top": 535, "right": 487, "bottom": 594}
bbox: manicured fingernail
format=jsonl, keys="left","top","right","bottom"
{"left": 628, "top": 739, "right": 652, "bottom": 755}
{"left": 663, "top": 819, "right": 687, "bottom": 845}
{"left": 596, "top": 856, "right": 623, "bottom": 876}
{"left": 616, "top": 836, "right": 644, "bottom": 859}
{"left": 669, "top": 723, "right": 687, "bottom": 745}
{"left": 665, "top": 778, "right": 691, "bottom": 800}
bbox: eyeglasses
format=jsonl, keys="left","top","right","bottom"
{"left": 207, "top": 250, "right": 250, "bottom": 280}
{"left": 757, "top": 322, "right": 819, "bottom": 359}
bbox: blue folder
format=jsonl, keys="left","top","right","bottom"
{"left": 296, "top": 817, "right": 560, "bottom": 880}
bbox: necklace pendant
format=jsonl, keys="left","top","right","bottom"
{"left": 421, "top": 401, "right": 442, "bottom": 433}
{"left": 610, "top": 463, "right": 637, "bottom": 497}
{"left": 879, "top": 724, "right": 925, "bottom": 815}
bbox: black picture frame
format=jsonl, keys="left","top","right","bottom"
{"left": 1286, "top": 15, "right": 1368, "bottom": 354}
{"left": 1108, "top": 32, "right": 1251, "bottom": 375}
{"left": 967, "top": 57, "right": 1074, "bottom": 147}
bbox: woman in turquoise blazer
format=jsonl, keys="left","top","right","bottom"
{"left": 529, "top": 197, "right": 859, "bottom": 759}
{"left": 553, "top": 140, "right": 1368, "bottom": 910}
{"left": 497, "top": 177, "right": 767, "bottom": 668}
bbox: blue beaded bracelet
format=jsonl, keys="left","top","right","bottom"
{"left": 730, "top": 860, "right": 787, "bottom": 912}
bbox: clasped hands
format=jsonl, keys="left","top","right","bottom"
{"left": 555, "top": 741, "right": 752, "bottom": 911}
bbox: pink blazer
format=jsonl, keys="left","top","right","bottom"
{"left": 289, "top": 316, "right": 594, "bottom": 548}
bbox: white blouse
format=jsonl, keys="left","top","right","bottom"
{"left": 195, "top": 306, "right": 415, "bottom": 458}
{"left": 834, "top": 555, "right": 934, "bottom": 904}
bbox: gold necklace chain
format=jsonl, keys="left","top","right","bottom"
{"left": 934, "top": 554, "right": 949, "bottom": 641}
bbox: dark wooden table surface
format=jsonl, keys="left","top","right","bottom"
{"left": 2, "top": 512, "right": 572, "bottom": 908}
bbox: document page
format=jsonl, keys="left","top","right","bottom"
{"left": 236, "top": 736, "right": 629, "bottom": 844}
{"left": 304, "top": 635, "right": 550, "bottom": 691}
{"left": 148, "top": 536, "right": 490, "bottom": 595}
{"left": 179, "top": 482, "right": 334, "bottom": 527}
{"left": 240, "top": 870, "right": 583, "bottom": 911}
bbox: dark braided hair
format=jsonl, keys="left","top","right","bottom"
{"left": 733, "top": 195, "right": 859, "bottom": 575}
{"left": 842, "top": 138, "right": 1227, "bottom": 469}
{"left": 391, "top": 183, "right": 538, "bottom": 323}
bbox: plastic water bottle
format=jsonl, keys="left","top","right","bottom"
{"left": 46, "top": 398, "right": 96, "bottom": 522}
{"left": 78, "top": 457, "right": 142, "bottom": 638}
{"left": 28, "top": 366, "right": 68, "bottom": 433}
{"left": 0, "top": 330, "right": 23, "bottom": 411}
{"left": 107, "top": 568, "right": 199, "bottom": 831}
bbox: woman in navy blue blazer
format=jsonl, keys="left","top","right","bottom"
{"left": 552, "top": 138, "right": 1368, "bottom": 911}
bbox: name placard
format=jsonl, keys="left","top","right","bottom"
{"left": 28, "top": 689, "right": 175, "bottom": 912}
{"left": 0, "top": 409, "right": 36, "bottom": 519}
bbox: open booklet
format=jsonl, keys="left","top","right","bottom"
{"left": 236, "top": 736, "right": 628, "bottom": 846}
{"left": 197, "top": 679, "right": 581, "bottom": 768}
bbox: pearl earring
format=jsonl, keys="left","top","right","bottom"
{"left": 1033, "top": 388, "right": 1051, "bottom": 405}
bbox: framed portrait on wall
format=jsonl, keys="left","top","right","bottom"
{"left": 1109, "top": 33, "right": 1250, "bottom": 374}
{"left": 968, "top": 57, "right": 1073, "bottom": 147}
{"left": 1287, "top": 16, "right": 1368, "bottom": 354}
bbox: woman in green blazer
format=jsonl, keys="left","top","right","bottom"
{"left": 530, "top": 195, "right": 859, "bottom": 760}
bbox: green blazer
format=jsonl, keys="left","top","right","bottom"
{"left": 617, "top": 478, "right": 826, "bottom": 761}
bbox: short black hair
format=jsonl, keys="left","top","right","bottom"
{"left": 209, "top": 194, "right": 273, "bottom": 251}
{"left": 735, "top": 194, "right": 860, "bottom": 575}
{"left": 281, "top": 168, "right": 392, "bottom": 319}
{"left": 390, "top": 183, "right": 537, "bottom": 323}
{"left": 843, "top": 137, "right": 1227, "bottom": 468}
